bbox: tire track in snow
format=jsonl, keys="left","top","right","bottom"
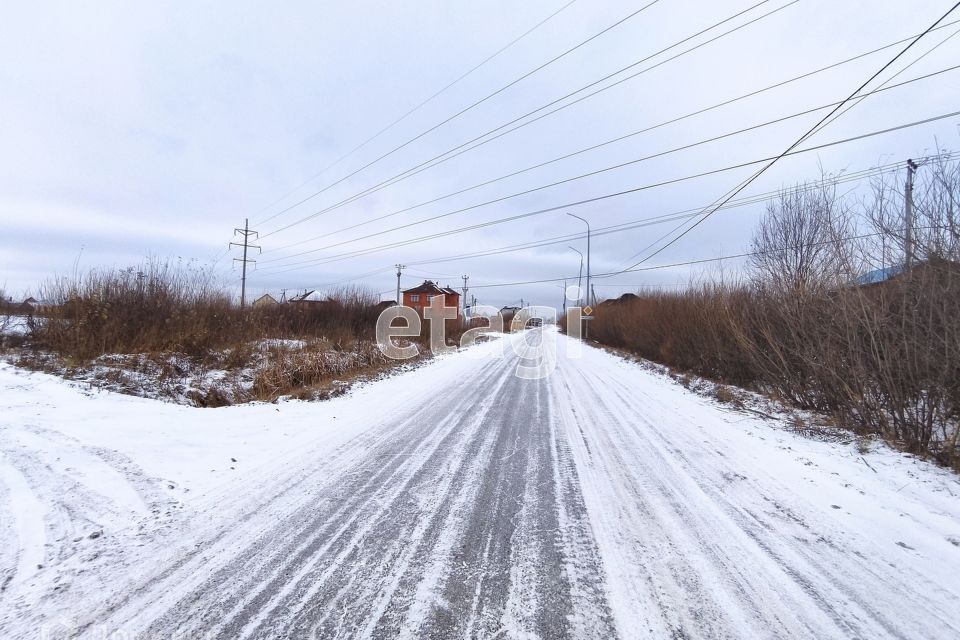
{"left": 138, "top": 353, "right": 511, "bottom": 638}
{"left": 556, "top": 338, "right": 960, "bottom": 638}
{"left": 15, "top": 328, "right": 954, "bottom": 639}
{"left": 594, "top": 366, "right": 958, "bottom": 638}
{"left": 120, "top": 330, "right": 619, "bottom": 640}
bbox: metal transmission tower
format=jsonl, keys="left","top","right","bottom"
{"left": 230, "top": 218, "right": 261, "bottom": 309}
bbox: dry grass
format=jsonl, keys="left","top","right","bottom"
{"left": 251, "top": 340, "right": 389, "bottom": 401}
{"left": 32, "top": 261, "right": 239, "bottom": 361}
{"left": 589, "top": 157, "right": 960, "bottom": 467}
{"left": 18, "top": 262, "right": 471, "bottom": 405}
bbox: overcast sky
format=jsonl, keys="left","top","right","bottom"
{"left": 1, "top": 0, "right": 958, "bottom": 307}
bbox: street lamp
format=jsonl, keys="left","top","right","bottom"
{"left": 567, "top": 213, "right": 591, "bottom": 303}
{"left": 568, "top": 246, "right": 583, "bottom": 306}
{"left": 567, "top": 212, "right": 591, "bottom": 338}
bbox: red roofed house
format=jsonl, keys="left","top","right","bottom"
{"left": 402, "top": 280, "right": 460, "bottom": 317}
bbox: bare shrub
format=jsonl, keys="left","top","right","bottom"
{"left": 750, "top": 179, "right": 850, "bottom": 293}
{"left": 251, "top": 341, "right": 388, "bottom": 401}
{"left": 33, "top": 260, "right": 238, "bottom": 361}
{"left": 18, "top": 261, "right": 464, "bottom": 405}
{"left": 590, "top": 285, "right": 754, "bottom": 385}
{"left": 252, "top": 285, "right": 383, "bottom": 347}
{"left": 0, "top": 287, "right": 13, "bottom": 345}
{"left": 712, "top": 384, "right": 739, "bottom": 406}
{"left": 590, "top": 154, "right": 960, "bottom": 465}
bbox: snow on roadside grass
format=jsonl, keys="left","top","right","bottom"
{"left": 0, "top": 316, "right": 29, "bottom": 337}
{"left": 6, "top": 337, "right": 396, "bottom": 407}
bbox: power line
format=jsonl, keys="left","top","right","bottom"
{"left": 611, "top": 23, "right": 960, "bottom": 274}
{"left": 256, "top": 110, "right": 960, "bottom": 273}
{"left": 258, "top": 154, "right": 945, "bottom": 288}
{"left": 254, "top": 0, "right": 664, "bottom": 230}
{"left": 402, "top": 156, "right": 945, "bottom": 267}
{"left": 617, "top": 0, "right": 960, "bottom": 275}
{"left": 251, "top": 0, "right": 578, "bottom": 226}
{"left": 258, "top": 65, "right": 958, "bottom": 265}
{"left": 259, "top": 0, "right": 793, "bottom": 239}
{"left": 466, "top": 226, "right": 948, "bottom": 290}
{"left": 803, "top": 22, "right": 960, "bottom": 150}
{"left": 281, "top": 15, "right": 960, "bottom": 248}
{"left": 258, "top": 22, "right": 960, "bottom": 256}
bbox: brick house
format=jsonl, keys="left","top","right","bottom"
{"left": 402, "top": 280, "right": 460, "bottom": 316}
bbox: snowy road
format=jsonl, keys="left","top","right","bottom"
{"left": 2, "top": 328, "right": 960, "bottom": 638}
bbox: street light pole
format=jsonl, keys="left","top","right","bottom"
{"left": 568, "top": 246, "right": 583, "bottom": 306}
{"left": 567, "top": 212, "right": 591, "bottom": 338}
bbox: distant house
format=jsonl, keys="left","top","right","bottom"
{"left": 499, "top": 305, "right": 520, "bottom": 324}
{"left": 252, "top": 293, "right": 278, "bottom": 308}
{"left": 854, "top": 258, "right": 960, "bottom": 290}
{"left": 402, "top": 281, "right": 460, "bottom": 316}
{"left": 855, "top": 265, "right": 906, "bottom": 287}
{"left": 19, "top": 297, "right": 53, "bottom": 314}
{"left": 375, "top": 300, "right": 397, "bottom": 312}
{"left": 599, "top": 292, "right": 640, "bottom": 307}
{"left": 288, "top": 290, "right": 332, "bottom": 308}
{"left": 288, "top": 290, "right": 317, "bottom": 304}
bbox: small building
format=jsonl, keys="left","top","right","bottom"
{"left": 19, "top": 297, "right": 54, "bottom": 314}
{"left": 252, "top": 293, "right": 278, "bottom": 308}
{"left": 402, "top": 281, "right": 460, "bottom": 316}
{"left": 598, "top": 292, "right": 640, "bottom": 307}
{"left": 855, "top": 265, "right": 906, "bottom": 287}
{"left": 288, "top": 290, "right": 332, "bottom": 307}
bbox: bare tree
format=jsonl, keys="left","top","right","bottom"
{"left": 749, "top": 179, "right": 849, "bottom": 293}
{"left": 864, "top": 152, "right": 960, "bottom": 268}
{"left": 0, "top": 287, "right": 12, "bottom": 345}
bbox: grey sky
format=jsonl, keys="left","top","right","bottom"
{"left": 1, "top": 0, "right": 958, "bottom": 307}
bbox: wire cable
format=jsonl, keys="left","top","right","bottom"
{"left": 260, "top": 113, "right": 960, "bottom": 273}
{"left": 254, "top": 0, "right": 664, "bottom": 229}
{"left": 260, "top": 155, "right": 944, "bottom": 283}
{"left": 617, "top": 1, "right": 960, "bottom": 275}
{"left": 259, "top": 65, "right": 958, "bottom": 265}
{"left": 251, "top": 0, "right": 579, "bottom": 226}
{"left": 259, "top": 0, "right": 792, "bottom": 238}
{"left": 259, "top": 23, "right": 960, "bottom": 256}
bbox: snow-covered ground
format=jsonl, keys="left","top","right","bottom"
{"left": 0, "top": 316, "right": 29, "bottom": 340}
{"left": 0, "top": 328, "right": 958, "bottom": 638}
{"left": 4, "top": 336, "right": 392, "bottom": 407}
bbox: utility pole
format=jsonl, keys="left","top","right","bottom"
{"left": 395, "top": 264, "right": 405, "bottom": 305}
{"left": 904, "top": 158, "right": 918, "bottom": 269}
{"left": 461, "top": 275, "right": 469, "bottom": 317}
{"left": 230, "top": 218, "right": 260, "bottom": 309}
{"left": 562, "top": 279, "right": 567, "bottom": 316}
